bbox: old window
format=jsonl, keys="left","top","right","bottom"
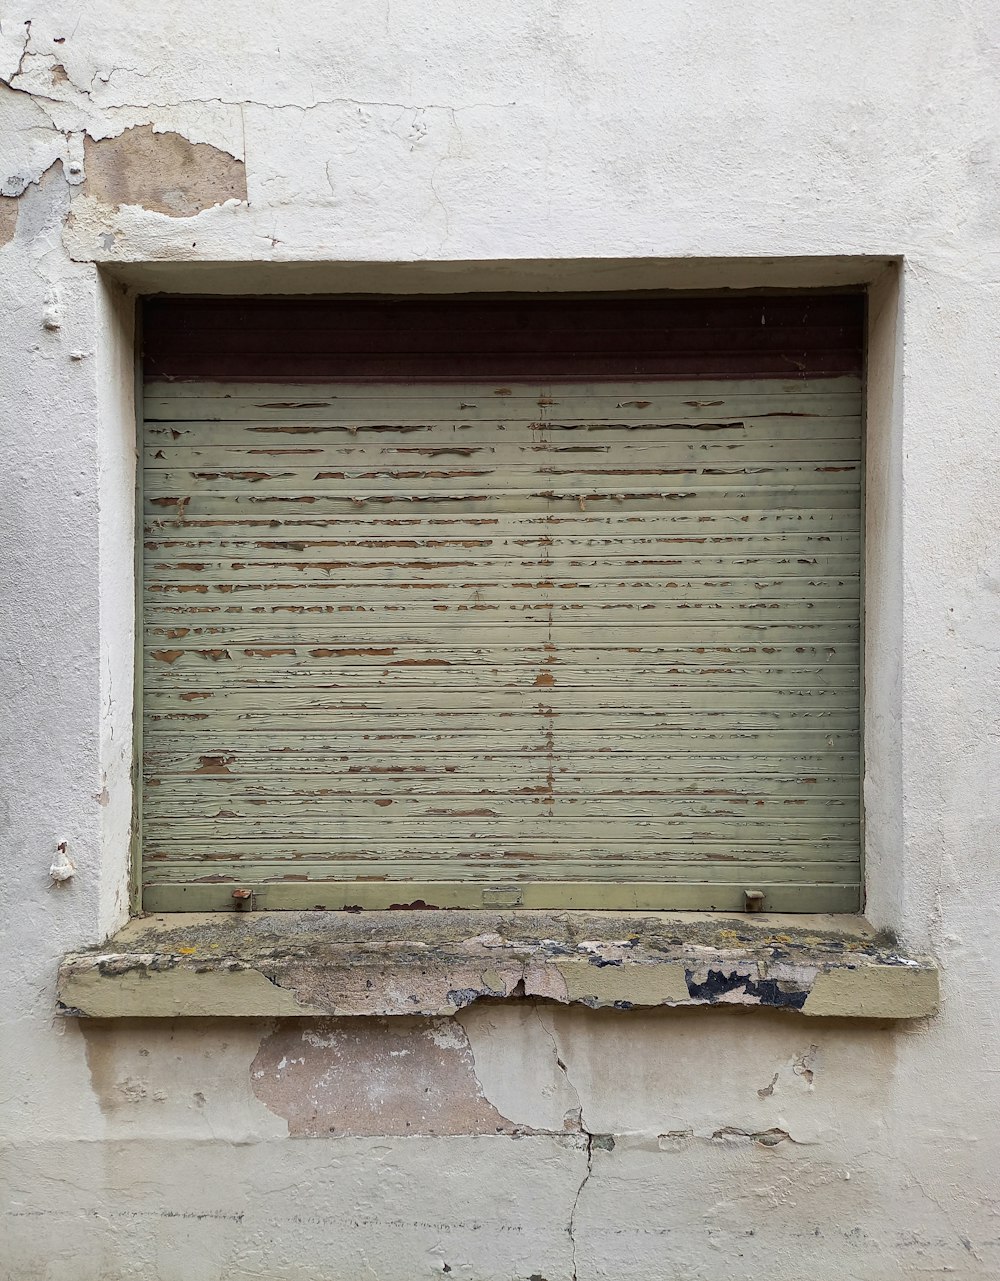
{"left": 138, "top": 294, "right": 863, "bottom": 913}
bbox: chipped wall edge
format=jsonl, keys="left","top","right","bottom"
{"left": 55, "top": 910, "right": 939, "bottom": 1020}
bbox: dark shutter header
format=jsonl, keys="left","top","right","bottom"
{"left": 143, "top": 293, "right": 864, "bottom": 383}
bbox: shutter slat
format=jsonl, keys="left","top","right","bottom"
{"left": 144, "top": 796, "right": 860, "bottom": 821}
{"left": 146, "top": 774, "right": 858, "bottom": 797}
{"left": 144, "top": 642, "right": 861, "bottom": 666}
{"left": 147, "top": 417, "right": 865, "bottom": 446}
{"left": 143, "top": 441, "right": 864, "bottom": 469}
{"left": 140, "top": 881, "right": 861, "bottom": 913}
{"left": 143, "top": 375, "right": 862, "bottom": 415}
{"left": 143, "top": 734, "right": 860, "bottom": 756}
{"left": 143, "top": 851, "right": 860, "bottom": 872}
{"left": 145, "top": 509, "right": 862, "bottom": 534}
{"left": 145, "top": 490, "right": 861, "bottom": 518}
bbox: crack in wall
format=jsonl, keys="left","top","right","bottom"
{"left": 526, "top": 1003, "right": 617, "bottom": 1280}
{"left": 531, "top": 1001, "right": 584, "bottom": 1129}
{"left": 3, "top": 44, "right": 513, "bottom": 126}
{"left": 567, "top": 1131, "right": 593, "bottom": 1281}
{"left": 7, "top": 18, "right": 33, "bottom": 81}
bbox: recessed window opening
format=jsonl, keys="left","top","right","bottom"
{"left": 138, "top": 293, "right": 864, "bottom": 912}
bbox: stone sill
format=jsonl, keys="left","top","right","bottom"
{"left": 55, "top": 910, "right": 939, "bottom": 1020}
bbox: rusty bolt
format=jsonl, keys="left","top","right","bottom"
{"left": 232, "top": 888, "right": 254, "bottom": 912}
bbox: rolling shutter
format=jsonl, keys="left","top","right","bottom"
{"left": 140, "top": 296, "right": 863, "bottom": 912}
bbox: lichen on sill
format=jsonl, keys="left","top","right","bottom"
{"left": 56, "top": 910, "right": 938, "bottom": 1020}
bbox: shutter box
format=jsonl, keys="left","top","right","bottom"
{"left": 139, "top": 294, "right": 864, "bottom": 912}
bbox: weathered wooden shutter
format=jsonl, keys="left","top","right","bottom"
{"left": 140, "top": 296, "right": 863, "bottom": 912}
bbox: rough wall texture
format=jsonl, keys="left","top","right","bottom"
{"left": 1, "top": 2, "right": 999, "bottom": 1279}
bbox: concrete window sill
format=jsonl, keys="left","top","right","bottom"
{"left": 55, "top": 911, "right": 939, "bottom": 1020}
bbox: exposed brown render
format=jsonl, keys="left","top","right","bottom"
{"left": 0, "top": 194, "right": 18, "bottom": 246}
{"left": 83, "top": 127, "right": 246, "bottom": 216}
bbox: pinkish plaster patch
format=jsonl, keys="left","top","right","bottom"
{"left": 250, "top": 1017, "right": 527, "bottom": 1137}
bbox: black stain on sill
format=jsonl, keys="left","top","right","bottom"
{"left": 685, "top": 968, "right": 808, "bottom": 1010}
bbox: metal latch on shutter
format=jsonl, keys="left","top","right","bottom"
{"left": 483, "top": 886, "right": 523, "bottom": 907}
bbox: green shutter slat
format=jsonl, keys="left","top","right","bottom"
{"left": 143, "top": 732, "right": 860, "bottom": 757}
{"left": 141, "top": 375, "right": 862, "bottom": 912}
{"left": 140, "top": 882, "right": 862, "bottom": 914}
{"left": 143, "top": 860, "right": 861, "bottom": 885}
{"left": 142, "top": 376, "right": 862, "bottom": 417}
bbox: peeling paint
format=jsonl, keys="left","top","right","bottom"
{"left": 83, "top": 127, "right": 246, "bottom": 216}
{"left": 56, "top": 910, "right": 938, "bottom": 1020}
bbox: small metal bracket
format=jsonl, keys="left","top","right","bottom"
{"left": 743, "top": 889, "right": 766, "bottom": 913}
{"left": 483, "top": 886, "right": 523, "bottom": 907}
{"left": 232, "top": 888, "right": 254, "bottom": 912}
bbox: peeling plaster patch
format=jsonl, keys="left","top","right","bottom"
{"left": 658, "top": 1129, "right": 695, "bottom": 1151}
{"left": 0, "top": 82, "right": 65, "bottom": 196}
{"left": 14, "top": 159, "right": 71, "bottom": 244}
{"left": 0, "top": 195, "right": 17, "bottom": 245}
{"left": 82, "top": 127, "right": 246, "bottom": 216}
{"left": 457, "top": 1004, "right": 583, "bottom": 1133}
{"left": 79, "top": 1019, "right": 287, "bottom": 1139}
{"left": 711, "top": 1125, "right": 795, "bottom": 1147}
{"left": 250, "top": 1017, "right": 524, "bottom": 1136}
{"left": 794, "top": 1045, "right": 819, "bottom": 1086}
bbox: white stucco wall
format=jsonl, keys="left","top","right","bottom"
{"left": 1, "top": 3, "right": 999, "bottom": 1278}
